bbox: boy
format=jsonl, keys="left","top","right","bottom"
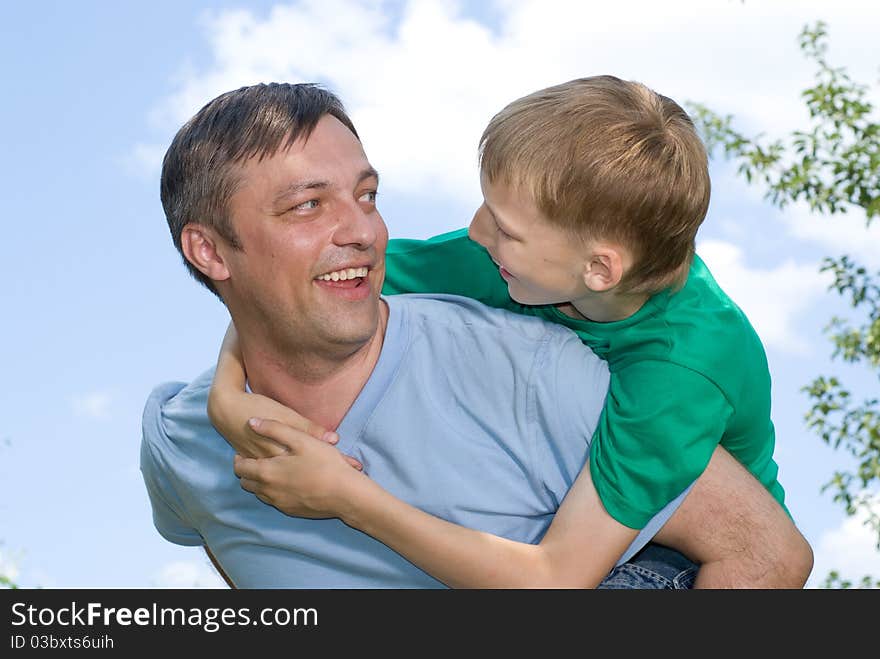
{"left": 212, "top": 76, "right": 809, "bottom": 587}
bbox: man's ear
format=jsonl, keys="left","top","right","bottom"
{"left": 180, "top": 224, "right": 231, "bottom": 283}
{"left": 582, "top": 243, "right": 626, "bottom": 292}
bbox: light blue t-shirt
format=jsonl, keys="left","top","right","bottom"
{"left": 140, "top": 294, "right": 690, "bottom": 588}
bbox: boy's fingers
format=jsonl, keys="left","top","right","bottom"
{"left": 307, "top": 421, "right": 331, "bottom": 442}
{"left": 343, "top": 455, "right": 363, "bottom": 471}
{"left": 241, "top": 433, "right": 288, "bottom": 458}
{"left": 233, "top": 454, "right": 261, "bottom": 480}
{"left": 238, "top": 477, "right": 259, "bottom": 494}
{"left": 248, "top": 418, "right": 307, "bottom": 452}
{"left": 275, "top": 408, "right": 328, "bottom": 442}
{"left": 241, "top": 421, "right": 356, "bottom": 468}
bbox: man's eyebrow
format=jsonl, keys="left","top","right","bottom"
{"left": 273, "top": 167, "right": 380, "bottom": 205}
{"left": 273, "top": 180, "right": 329, "bottom": 205}
{"left": 358, "top": 167, "right": 380, "bottom": 186}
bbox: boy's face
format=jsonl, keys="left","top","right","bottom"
{"left": 468, "top": 174, "right": 591, "bottom": 308}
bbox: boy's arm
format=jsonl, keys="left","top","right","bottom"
{"left": 384, "top": 230, "right": 515, "bottom": 310}
{"left": 348, "top": 451, "right": 637, "bottom": 588}
{"left": 207, "top": 321, "right": 341, "bottom": 460}
{"left": 234, "top": 421, "right": 812, "bottom": 589}
{"left": 234, "top": 418, "right": 636, "bottom": 588}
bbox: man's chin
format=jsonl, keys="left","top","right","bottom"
{"left": 321, "top": 312, "right": 381, "bottom": 347}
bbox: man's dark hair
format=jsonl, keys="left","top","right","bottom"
{"left": 160, "top": 82, "right": 359, "bottom": 298}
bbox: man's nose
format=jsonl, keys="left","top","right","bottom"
{"left": 333, "top": 201, "right": 378, "bottom": 248}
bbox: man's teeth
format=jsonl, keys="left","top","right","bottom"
{"left": 317, "top": 267, "right": 369, "bottom": 282}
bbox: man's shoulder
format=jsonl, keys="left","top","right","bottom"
{"left": 390, "top": 293, "right": 577, "bottom": 344}
{"left": 385, "top": 294, "right": 608, "bottom": 472}
{"left": 142, "top": 368, "right": 216, "bottom": 448}
{"left": 388, "top": 293, "right": 608, "bottom": 397}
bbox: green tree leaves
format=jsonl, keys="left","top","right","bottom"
{"left": 688, "top": 21, "right": 880, "bottom": 587}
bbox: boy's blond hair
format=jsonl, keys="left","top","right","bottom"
{"left": 479, "top": 75, "right": 711, "bottom": 294}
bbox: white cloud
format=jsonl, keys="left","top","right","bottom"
{"left": 696, "top": 239, "right": 832, "bottom": 354}
{"left": 808, "top": 496, "right": 880, "bottom": 588}
{"left": 133, "top": 0, "right": 880, "bottom": 229}
{"left": 70, "top": 391, "right": 113, "bottom": 420}
{"left": 134, "top": 0, "right": 879, "bottom": 352}
{"left": 153, "top": 559, "right": 228, "bottom": 588}
{"left": 781, "top": 203, "right": 880, "bottom": 270}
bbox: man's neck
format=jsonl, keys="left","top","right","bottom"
{"left": 239, "top": 301, "right": 389, "bottom": 431}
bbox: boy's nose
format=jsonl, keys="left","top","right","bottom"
{"left": 468, "top": 205, "right": 490, "bottom": 247}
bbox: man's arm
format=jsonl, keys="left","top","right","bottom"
{"left": 654, "top": 445, "right": 814, "bottom": 588}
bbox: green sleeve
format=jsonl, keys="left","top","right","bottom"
{"left": 589, "top": 361, "right": 733, "bottom": 529}
{"left": 383, "top": 228, "right": 516, "bottom": 310}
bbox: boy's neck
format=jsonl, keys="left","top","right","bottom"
{"left": 559, "top": 289, "right": 651, "bottom": 323}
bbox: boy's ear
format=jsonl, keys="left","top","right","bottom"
{"left": 180, "top": 224, "right": 231, "bottom": 283}
{"left": 582, "top": 243, "right": 626, "bottom": 292}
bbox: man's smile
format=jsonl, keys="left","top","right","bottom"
{"left": 315, "top": 266, "right": 369, "bottom": 282}
{"left": 313, "top": 264, "right": 375, "bottom": 300}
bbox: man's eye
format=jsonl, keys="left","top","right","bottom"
{"left": 294, "top": 199, "right": 320, "bottom": 211}
{"left": 359, "top": 191, "right": 378, "bottom": 204}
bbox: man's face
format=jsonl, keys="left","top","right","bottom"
{"left": 220, "top": 114, "right": 388, "bottom": 357}
{"left": 468, "top": 174, "right": 589, "bottom": 306}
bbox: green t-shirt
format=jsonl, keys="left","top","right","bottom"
{"left": 383, "top": 228, "right": 787, "bottom": 529}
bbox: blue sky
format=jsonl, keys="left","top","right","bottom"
{"left": 2, "top": 0, "right": 879, "bottom": 588}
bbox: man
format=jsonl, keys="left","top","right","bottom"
{"left": 141, "top": 82, "right": 812, "bottom": 588}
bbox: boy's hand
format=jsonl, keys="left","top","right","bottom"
{"left": 207, "top": 388, "right": 333, "bottom": 459}
{"left": 233, "top": 418, "right": 365, "bottom": 519}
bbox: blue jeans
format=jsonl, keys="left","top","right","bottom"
{"left": 597, "top": 543, "right": 699, "bottom": 589}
